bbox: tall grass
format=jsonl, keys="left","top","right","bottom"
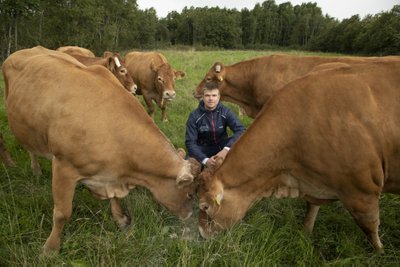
{"left": 1, "top": 49, "right": 400, "bottom": 266}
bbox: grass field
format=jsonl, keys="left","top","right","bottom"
{"left": 1, "top": 49, "right": 400, "bottom": 266}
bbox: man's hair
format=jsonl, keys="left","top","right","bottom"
{"left": 203, "top": 81, "right": 219, "bottom": 92}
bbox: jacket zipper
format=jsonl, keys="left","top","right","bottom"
{"left": 211, "top": 111, "right": 217, "bottom": 144}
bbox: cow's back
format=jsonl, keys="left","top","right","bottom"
{"left": 245, "top": 60, "right": 400, "bottom": 192}
{"left": 2, "top": 47, "right": 160, "bottom": 170}
{"left": 201, "top": 54, "right": 400, "bottom": 118}
{"left": 125, "top": 51, "right": 167, "bottom": 86}
{"left": 250, "top": 55, "right": 400, "bottom": 103}
{"left": 57, "top": 46, "right": 96, "bottom": 58}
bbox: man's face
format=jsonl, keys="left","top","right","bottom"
{"left": 203, "top": 89, "right": 220, "bottom": 111}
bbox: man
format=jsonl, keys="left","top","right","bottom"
{"left": 185, "top": 83, "right": 246, "bottom": 168}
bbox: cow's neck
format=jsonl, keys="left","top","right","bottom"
{"left": 223, "top": 64, "right": 262, "bottom": 117}
{"left": 121, "top": 121, "right": 185, "bottom": 182}
{"left": 214, "top": 102, "right": 297, "bottom": 202}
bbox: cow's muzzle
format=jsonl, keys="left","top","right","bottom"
{"left": 163, "top": 90, "right": 176, "bottom": 99}
{"left": 130, "top": 84, "right": 138, "bottom": 95}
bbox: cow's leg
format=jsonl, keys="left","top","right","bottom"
{"left": 29, "top": 151, "right": 42, "bottom": 175}
{"left": 143, "top": 94, "right": 155, "bottom": 119}
{"left": 0, "top": 134, "right": 15, "bottom": 167}
{"left": 342, "top": 195, "right": 383, "bottom": 254}
{"left": 43, "top": 159, "right": 77, "bottom": 255}
{"left": 110, "top": 198, "right": 131, "bottom": 229}
{"left": 303, "top": 202, "right": 320, "bottom": 234}
{"left": 160, "top": 100, "right": 168, "bottom": 122}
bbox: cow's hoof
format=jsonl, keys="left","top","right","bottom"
{"left": 42, "top": 239, "right": 60, "bottom": 257}
{"left": 115, "top": 214, "right": 132, "bottom": 230}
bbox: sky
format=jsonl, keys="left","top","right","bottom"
{"left": 136, "top": 0, "right": 399, "bottom": 20}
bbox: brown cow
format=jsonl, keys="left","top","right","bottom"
{"left": 56, "top": 45, "right": 95, "bottom": 58}
{"left": 2, "top": 46, "right": 200, "bottom": 255}
{"left": 194, "top": 54, "right": 400, "bottom": 118}
{"left": 0, "top": 132, "right": 15, "bottom": 167}
{"left": 197, "top": 60, "right": 400, "bottom": 253}
{"left": 125, "top": 51, "right": 186, "bottom": 122}
{"left": 68, "top": 52, "right": 137, "bottom": 95}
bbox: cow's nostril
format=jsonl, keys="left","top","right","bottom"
{"left": 163, "top": 91, "right": 176, "bottom": 99}
{"left": 200, "top": 203, "right": 209, "bottom": 211}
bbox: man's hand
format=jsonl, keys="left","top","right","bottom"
{"left": 215, "top": 148, "right": 228, "bottom": 160}
{"left": 205, "top": 156, "right": 217, "bottom": 168}
{"left": 205, "top": 149, "right": 229, "bottom": 168}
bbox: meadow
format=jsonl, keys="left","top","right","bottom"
{"left": 1, "top": 49, "right": 400, "bottom": 266}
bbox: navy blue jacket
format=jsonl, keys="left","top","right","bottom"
{"left": 185, "top": 100, "right": 246, "bottom": 163}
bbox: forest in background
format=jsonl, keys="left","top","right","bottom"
{"left": 1, "top": 0, "right": 399, "bottom": 60}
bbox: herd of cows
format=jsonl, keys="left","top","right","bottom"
{"left": 1, "top": 45, "right": 400, "bottom": 255}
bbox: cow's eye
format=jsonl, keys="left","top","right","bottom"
{"left": 206, "top": 77, "right": 211, "bottom": 82}
{"left": 186, "top": 193, "right": 194, "bottom": 200}
{"left": 158, "top": 76, "right": 163, "bottom": 83}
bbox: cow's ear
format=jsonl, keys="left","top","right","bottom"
{"left": 214, "top": 63, "right": 225, "bottom": 82}
{"left": 214, "top": 63, "right": 223, "bottom": 73}
{"left": 103, "top": 51, "right": 113, "bottom": 58}
{"left": 177, "top": 174, "right": 193, "bottom": 189}
{"left": 211, "top": 179, "right": 224, "bottom": 206}
{"left": 177, "top": 148, "right": 186, "bottom": 159}
{"left": 106, "top": 56, "right": 116, "bottom": 72}
{"left": 175, "top": 70, "right": 186, "bottom": 80}
{"left": 150, "top": 59, "right": 157, "bottom": 72}
{"left": 214, "top": 191, "right": 224, "bottom": 206}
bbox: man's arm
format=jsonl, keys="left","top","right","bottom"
{"left": 185, "top": 114, "right": 208, "bottom": 163}
{"left": 225, "top": 108, "right": 246, "bottom": 147}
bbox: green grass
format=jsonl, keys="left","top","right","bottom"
{"left": 1, "top": 49, "right": 400, "bottom": 265}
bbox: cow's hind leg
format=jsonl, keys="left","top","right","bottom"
{"left": 110, "top": 198, "right": 131, "bottom": 229}
{"left": 43, "top": 159, "right": 78, "bottom": 255}
{"left": 342, "top": 195, "right": 383, "bottom": 254}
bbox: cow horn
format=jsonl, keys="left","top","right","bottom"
{"left": 215, "top": 64, "right": 221, "bottom": 73}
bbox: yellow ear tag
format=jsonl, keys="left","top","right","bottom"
{"left": 214, "top": 197, "right": 221, "bottom": 206}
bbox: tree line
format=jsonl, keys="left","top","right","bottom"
{"left": 1, "top": 0, "right": 399, "bottom": 60}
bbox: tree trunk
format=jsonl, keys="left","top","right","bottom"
{"left": 7, "top": 22, "right": 12, "bottom": 57}
{"left": 15, "top": 20, "right": 18, "bottom": 50}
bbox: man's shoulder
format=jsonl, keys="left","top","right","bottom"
{"left": 190, "top": 107, "right": 203, "bottom": 116}
{"left": 188, "top": 107, "right": 205, "bottom": 121}
{"left": 217, "top": 103, "right": 234, "bottom": 116}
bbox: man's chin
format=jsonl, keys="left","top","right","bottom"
{"left": 205, "top": 104, "right": 217, "bottom": 110}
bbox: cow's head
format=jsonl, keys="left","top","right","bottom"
{"left": 150, "top": 60, "right": 185, "bottom": 101}
{"left": 104, "top": 52, "right": 137, "bottom": 95}
{"left": 151, "top": 149, "right": 201, "bottom": 220}
{"left": 194, "top": 62, "right": 226, "bottom": 99}
{"left": 197, "top": 158, "right": 249, "bottom": 238}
